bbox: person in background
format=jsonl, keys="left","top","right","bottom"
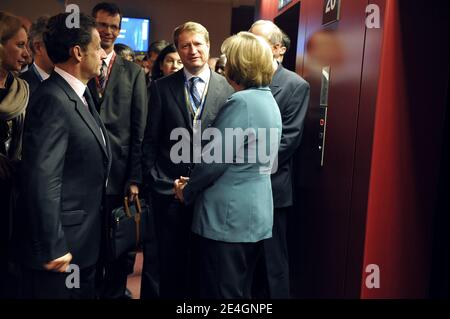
{"left": 114, "top": 43, "right": 135, "bottom": 62}
{"left": 207, "top": 56, "right": 218, "bottom": 70}
{"left": 139, "top": 43, "right": 182, "bottom": 299}
{"left": 89, "top": 2, "right": 147, "bottom": 299}
{"left": 215, "top": 54, "right": 226, "bottom": 76}
{"left": 21, "top": 16, "right": 54, "bottom": 96}
{"left": 150, "top": 43, "right": 183, "bottom": 81}
{"left": 250, "top": 19, "right": 310, "bottom": 299}
{"left": 173, "top": 31, "right": 282, "bottom": 299}
{"left": 0, "top": 10, "right": 30, "bottom": 299}
{"left": 144, "top": 40, "right": 169, "bottom": 84}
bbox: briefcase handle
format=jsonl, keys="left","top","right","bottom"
{"left": 124, "top": 195, "right": 142, "bottom": 246}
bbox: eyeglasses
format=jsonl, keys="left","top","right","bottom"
{"left": 96, "top": 22, "right": 120, "bottom": 33}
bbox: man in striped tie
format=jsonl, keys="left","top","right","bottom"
{"left": 142, "top": 21, "right": 234, "bottom": 298}
{"left": 88, "top": 2, "right": 147, "bottom": 299}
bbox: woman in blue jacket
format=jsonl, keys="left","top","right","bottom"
{"left": 174, "top": 31, "right": 282, "bottom": 299}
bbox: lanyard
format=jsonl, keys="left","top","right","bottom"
{"left": 184, "top": 76, "right": 209, "bottom": 126}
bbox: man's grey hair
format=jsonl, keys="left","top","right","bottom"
{"left": 250, "top": 20, "right": 283, "bottom": 46}
{"left": 28, "top": 16, "right": 50, "bottom": 53}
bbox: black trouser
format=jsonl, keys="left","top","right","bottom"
{"left": 140, "top": 191, "right": 159, "bottom": 299}
{"left": 96, "top": 195, "right": 130, "bottom": 299}
{"left": 150, "top": 191, "right": 193, "bottom": 299}
{"left": 20, "top": 265, "right": 97, "bottom": 299}
{"left": 252, "top": 207, "right": 290, "bottom": 299}
{"left": 193, "top": 234, "right": 263, "bottom": 299}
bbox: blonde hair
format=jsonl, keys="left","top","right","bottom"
{"left": 221, "top": 31, "right": 274, "bottom": 88}
{"left": 173, "top": 21, "right": 209, "bottom": 48}
{"left": 0, "top": 11, "right": 26, "bottom": 67}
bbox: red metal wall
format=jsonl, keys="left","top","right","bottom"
{"left": 256, "top": 0, "right": 448, "bottom": 298}
{"left": 361, "top": 0, "right": 448, "bottom": 298}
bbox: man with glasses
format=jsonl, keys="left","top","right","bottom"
{"left": 89, "top": 2, "right": 147, "bottom": 299}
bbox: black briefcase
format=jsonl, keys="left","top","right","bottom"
{"left": 109, "top": 195, "right": 150, "bottom": 260}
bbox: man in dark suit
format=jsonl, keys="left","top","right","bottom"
{"left": 142, "top": 21, "right": 233, "bottom": 298}
{"left": 88, "top": 2, "right": 147, "bottom": 299}
{"left": 19, "top": 12, "right": 110, "bottom": 299}
{"left": 20, "top": 16, "right": 54, "bottom": 95}
{"left": 250, "top": 20, "right": 310, "bottom": 299}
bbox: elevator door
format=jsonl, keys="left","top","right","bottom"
{"left": 274, "top": 2, "right": 300, "bottom": 72}
{"left": 287, "top": 0, "right": 371, "bottom": 298}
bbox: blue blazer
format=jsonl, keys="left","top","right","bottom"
{"left": 183, "top": 87, "right": 282, "bottom": 243}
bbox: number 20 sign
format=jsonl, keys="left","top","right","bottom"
{"left": 323, "top": 0, "right": 341, "bottom": 25}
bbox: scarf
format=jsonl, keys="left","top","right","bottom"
{"left": 0, "top": 74, "right": 29, "bottom": 121}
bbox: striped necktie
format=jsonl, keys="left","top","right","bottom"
{"left": 98, "top": 60, "right": 108, "bottom": 91}
{"left": 189, "top": 77, "right": 202, "bottom": 111}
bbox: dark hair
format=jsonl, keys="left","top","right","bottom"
{"left": 151, "top": 43, "right": 177, "bottom": 80}
{"left": 148, "top": 40, "right": 169, "bottom": 55}
{"left": 281, "top": 31, "right": 291, "bottom": 52}
{"left": 92, "top": 2, "right": 122, "bottom": 22}
{"left": 114, "top": 43, "right": 135, "bottom": 61}
{"left": 28, "top": 16, "right": 50, "bottom": 54}
{"left": 215, "top": 54, "right": 226, "bottom": 75}
{"left": 43, "top": 13, "right": 96, "bottom": 64}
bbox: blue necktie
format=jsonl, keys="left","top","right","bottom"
{"left": 189, "top": 77, "right": 202, "bottom": 112}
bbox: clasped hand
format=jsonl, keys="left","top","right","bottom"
{"left": 173, "top": 176, "right": 189, "bottom": 202}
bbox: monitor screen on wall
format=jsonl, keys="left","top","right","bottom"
{"left": 117, "top": 17, "right": 150, "bottom": 54}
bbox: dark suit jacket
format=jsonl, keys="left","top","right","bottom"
{"left": 88, "top": 55, "right": 147, "bottom": 195}
{"left": 270, "top": 63, "right": 310, "bottom": 208}
{"left": 20, "top": 72, "right": 111, "bottom": 270}
{"left": 20, "top": 64, "right": 43, "bottom": 96}
{"left": 142, "top": 68, "right": 234, "bottom": 195}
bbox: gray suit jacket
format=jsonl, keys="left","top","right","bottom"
{"left": 142, "top": 68, "right": 234, "bottom": 195}
{"left": 183, "top": 88, "right": 282, "bottom": 243}
{"left": 88, "top": 55, "right": 147, "bottom": 195}
{"left": 270, "top": 63, "right": 310, "bottom": 208}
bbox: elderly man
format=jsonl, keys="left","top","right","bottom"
{"left": 21, "top": 16, "right": 54, "bottom": 95}
{"left": 250, "top": 20, "right": 310, "bottom": 299}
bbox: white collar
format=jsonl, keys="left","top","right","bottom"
{"left": 54, "top": 66, "right": 87, "bottom": 102}
{"left": 104, "top": 50, "right": 115, "bottom": 67}
{"left": 33, "top": 62, "right": 50, "bottom": 81}
{"left": 183, "top": 65, "right": 211, "bottom": 84}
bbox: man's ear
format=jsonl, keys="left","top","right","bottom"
{"left": 280, "top": 46, "right": 287, "bottom": 56}
{"left": 71, "top": 45, "right": 83, "bottom": 62}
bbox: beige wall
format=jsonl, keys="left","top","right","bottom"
{"left": 1, "top": 0, "right": 232, "bottom": 56}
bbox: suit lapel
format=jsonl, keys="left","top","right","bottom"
{"left": 52, "top": 73, "right": 109, "bottom": 159}
{"left": 201, "top": 71, "right": 222, "bottom": 130}
{"left": 168, "top": 70, "right": 193, "bottom": 129}
{"left": 102, "top": 55, "right": 123, "bottom": 102}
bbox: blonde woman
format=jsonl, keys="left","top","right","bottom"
{"left": 0, "top": 11, "right": 30, "bottom": 298}
{"left": 174, "top": 32, "right": 282, "bottom": 298}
